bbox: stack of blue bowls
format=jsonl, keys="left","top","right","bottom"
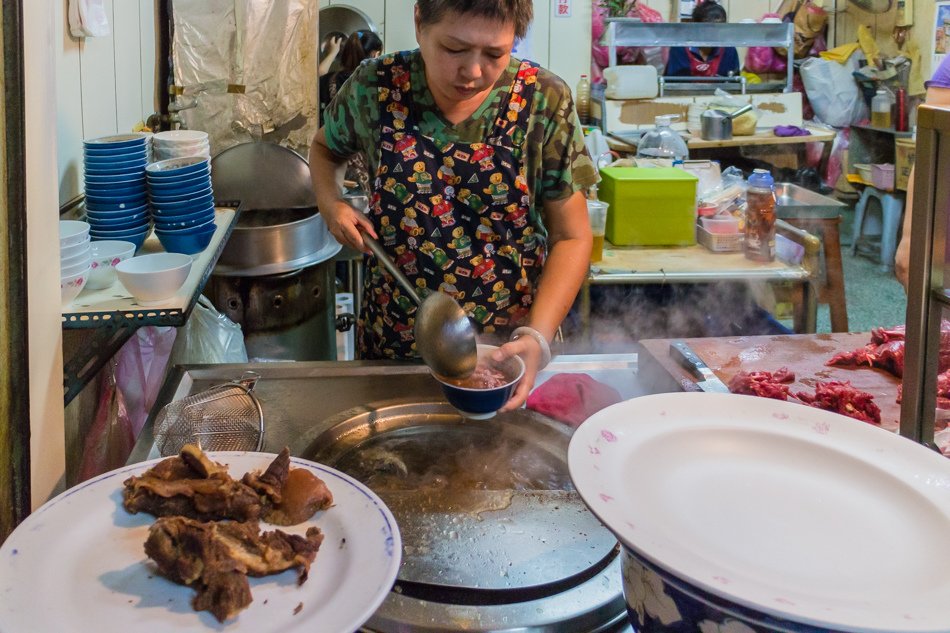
{"left": 147, "top": 156, "right": 216, "bottom": 255}
{"left": 83, "top": 134, "right": 152, "bottom": 251}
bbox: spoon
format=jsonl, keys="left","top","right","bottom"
{"left": 362, "top": 234, "right": 477, "bottom": 379}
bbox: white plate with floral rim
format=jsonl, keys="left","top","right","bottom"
{"left": 0, "top": 452, "right": 400, "bottom": 633}
{"left": 568, "top": 392, "right": 950, "bottom": 633}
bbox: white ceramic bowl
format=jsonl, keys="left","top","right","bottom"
{"left": 61, "top": 255, "right": 92, "bottom": 278}
{"left": 115, "top": 252, "right": 192, "bottom": 304}
{"left": 61, "top": 264, "right": 91, "bottom": 306}
{"left": 60, "top": 220, "right": 91, "bottom": 248}
{"left": 60, "top": 235, "right": 92, "bottom": 260}
{"left": 60, "top": 243, "right": 91, "bottom": 268}
{"left": 87, "top": 240, "right": 137, "bottom": 291}
{"left": 152, "top": 130, "right": 208, "bottom": 144}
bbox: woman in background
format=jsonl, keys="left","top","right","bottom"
{"left": 319, "top": 30, "right": 384, "bottom": 193}
{"left": 665, "top": 1, "right": 739, "bottom": 78}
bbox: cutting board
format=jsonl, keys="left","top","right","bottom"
{"left": 638, "top": 333, "right": 903, "bottom": 431}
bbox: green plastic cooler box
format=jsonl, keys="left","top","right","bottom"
{"left": 598, "top": 167, "right": 698, "bottom": 246}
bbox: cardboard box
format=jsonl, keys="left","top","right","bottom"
{"left": 895, "top": 138, "right": 916, "bottom": 191}
{"left": 598, "top": 167, "right": 698, "bottom": 246}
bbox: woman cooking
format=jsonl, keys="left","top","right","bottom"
{"left": 309, "top": 0, "right": 597, "bottom": 411}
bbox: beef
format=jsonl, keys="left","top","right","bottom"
{"left": 795, "top": 381, "right": 881, "bottom": 425}
{"left": 896, "top": 369, "right": 950, "bottom": 410}
{"left": 123, "top": 445, "right": 264, "bottom": 522}
{"left": 444, "top": 363, "right": 510, "bottom": 389}
{"left": 243, "top": 448, "right": 334, "bottom": 526}
{"left": 728, "top": 367, "right": 796, "bottom": 400}
{"left": 829, "top": 321, "right": 950, "bottom": 379}
{"left": 145, "top": 516, "right": 323, "bottom": 622}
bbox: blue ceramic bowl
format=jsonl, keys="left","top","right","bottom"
{"left": 151, "top": 192, "right": 214, "bottom": 214}
{"left": 145, "top": 156, "right": 210, "bottom": 179}
{"left": 84, "top": 174, "right": 146, "bottom": 187}
{"left": 155, "top": 217, "right": 214, "bottom": 235}
{"left": 85, "top": 184, "right": 147, "bottom": 199}
{"left": 90, "top": 221, "right": 152, "bottom": 238}
{"left": 149, "top": 185, "right": 213, "bottom": 205}
{"left": 146, "top": 170, "right": 210, "bottom": 188}
{"left": 433, "top": 344, "right": 524, "bottom": 420}
{"left": 147, "top": 178, "right": 211, "bottom": 198}
{"left": 85, "top": 192, "right": 148, "bottom": 206}
{"left": 84, "top": 133, "right": 150, "bottom": 150}
{"left": 91, "top": 227, "right": 150, "bottom": 251}
{"left": 84, "top": 163, "right": 148, "bottom": 177}
{"left": 84, "top": 150, "right": 150, "bottom": 166}
{"left": 85, "top": 202, "right": 149, "bottom": 217}
{"left": 153, "top": 206, "right": 214, "bottom": 229}
{"left": 156, "top": 224, "right": 215, "bottom": 255}
{"left": 87, "top": 211, "right": 150, "bottom": 229}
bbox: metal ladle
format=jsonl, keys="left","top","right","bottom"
{"left": 362, "top": 234, "right": 477, "bottom": 379}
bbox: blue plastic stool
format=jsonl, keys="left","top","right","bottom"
{"left": 850, "top": 185, "right": 905, "bottom": 273}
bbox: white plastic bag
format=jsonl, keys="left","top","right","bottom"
{"left": 68, "top": 0, "right": 110, "bottom": 37}
{"left": 799, "top": 56, "right": 868, "bottom": 128}
{"left": 168, "top": 296, "right": 248, "bottom": 366}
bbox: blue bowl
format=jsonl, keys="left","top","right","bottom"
{"left": 433, "top": 344, "right": 524, "bottom": 419}
{"left": 153, "top": 206, "right": 214, "bottom": 228}
{"left": 84, "top": 133, "right": 150, "bottom": 149}
{"left": 90, "top": 222, "right": 152, "bottom": 238}
{"left": 85, "top": 201, "right": 149, "bottom": 215}
{"left": 146, "top": 156, "right": 210, "bottom": 179}
{"left": 85, "top": 184, "right": 147, "bottom": 199}
{"left": 84, "top": 174, "right": 146, "bottom": 187}
{"left": 86, "top": 205, "right": 149, "bottom": 220}
{"left": 146, "top": 169, "right": 210, "bottom": 187}
{"left": 92, "top": 228, "right": 150, "bottom": 252}
{"left": 84, "top": 150, "right": 149, "bottom": 165}
{"left": 84, "top": 163, "right": 148, "bottom": 177}
{"left": 147, "top": 179, "right": 211, "bottom": 198}
{"left": 155, "top": 217, "right": 215, "bottom": 235}
{"left": 88, "top": 217, "right": 150, "bottom": 232}
{"left": 85, "top": 193, "right": 148, "bottom": 207}
{"left": 157, "top": 225, "right": 215, "bottom": 255}
{"left": 151, "top": 192, "right": 214, "bottom": 214}
{"left": 149, "top": 185, "right": 213, "bottom": 204}
{"left": 87, "top": 208, "right": 149, "bottom": 224}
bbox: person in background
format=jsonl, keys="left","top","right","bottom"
{"left": 310, "top": 0, "right": 596, "bottom": 411}
{"left": 319, "top": 30, "right": 384, "bottom": 194}
{"left": 318, "top": 31, "right": 346, "bottom": 78}
{"left": 894, "top": 54, "right": 950, "bottom": 290}
{"left": 665, "top": 1, "right": 739, "bottom": 78}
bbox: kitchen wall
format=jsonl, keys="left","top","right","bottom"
{"left": 56, "top": 0, "right": 157, "bottom": 205}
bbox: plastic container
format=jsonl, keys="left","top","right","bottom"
{"left": 871, "top": 163, "right": 895, "bottom": 190}
{"left": 636, "top": 115, "right": 690, "bottom": 161}
{"left": 586, "top": 199, "right": 608, "bottom": 262}
{"left": 576, "top": 74, "right": 591, "bottom": 125}
{"left": 871, "top": 88, "right": 892, "bottom": 129}
{"left": 701, "top": 215, "right": 740, "bottom": 235}
{"left": 597, "top": 167, "right": 698, "bottom": 246}
{"left": 744, "top": 169, "right": 776, "bottom": 262}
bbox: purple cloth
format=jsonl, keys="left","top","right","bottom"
{"left": 926, "top": 55, "right": 950, "bottom": 90}
{"left": 773, "top": 125, "right": 811, "bottom": 137}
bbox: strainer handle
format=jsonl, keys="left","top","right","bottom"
{"left": 237, "top": 371, "right": 260, "bottom": 391}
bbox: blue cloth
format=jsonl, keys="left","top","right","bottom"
{"left": 665, "top": 46, "right": 740, "bottom": 78}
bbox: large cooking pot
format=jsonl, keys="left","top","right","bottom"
{"left": 699, "top": 103, "right": 753, "bottom": 141}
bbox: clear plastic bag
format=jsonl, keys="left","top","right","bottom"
{"left": 799, "top": 56, "right": 868, "bottom": 128}
{"left": 168, "top": 295, "right": 248, "bottom": 366}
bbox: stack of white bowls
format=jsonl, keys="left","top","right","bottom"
{"left": 83, "top": 133, "right": 152, "bottom": 251}
{"left": 60, "top": 220, "right": 91, "bottom": 306}
{"left": 151, "top": 130, "right": 210, "bottom": 162}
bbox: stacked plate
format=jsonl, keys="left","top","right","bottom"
{"left": 147, "top": 156, "right": 216, "bottom": 255}
{"left": 60, "top": 220, "right": 91, "bottom": 306}
{"left": 152, "top": 130, "right": 210, "bottom": 162}
{"left": 83, "top": 133, "right": 152, "bottom": 251}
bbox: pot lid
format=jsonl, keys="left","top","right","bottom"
{"left": 211, "top": 142, "right": 316, "bottom": 210}
{"left": 306, "top": 403, "right": 617, "bottom": 595}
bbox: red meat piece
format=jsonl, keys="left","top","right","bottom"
{"left": 728, "top": 368, "right": 795, "bottom": 400}
{"left": 795, "top": 381, "right": 881, "bottom": 425}
{"left": 896, "top": 369, "right": 950, "bottom": 410}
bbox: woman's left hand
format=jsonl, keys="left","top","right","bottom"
{"left": 492, "top": 336, "right": 544, "bottom": 412}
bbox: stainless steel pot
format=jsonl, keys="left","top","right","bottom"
{"left": 699, "top": 104, "right": 754, "bottom": 141}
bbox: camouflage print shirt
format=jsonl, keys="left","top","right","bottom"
{"left": 322, "top": 50, "right": 598, "bottom": 234}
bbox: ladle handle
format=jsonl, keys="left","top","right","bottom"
{"left": 728, "top": 103, "right": 754, "bottom": 120}
{"left": 362, "top": 234, "right": 423, "bottom": 306}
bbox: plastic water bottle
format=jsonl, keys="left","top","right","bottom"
{"left": 576, "top": 74, "right": 591, "bottom": 125}
{"left": 744, "top": 169, "right": 776, "bottom": 262}
{"left": 636, "top": 115, "right": 689, "bottom": 161}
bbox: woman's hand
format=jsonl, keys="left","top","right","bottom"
{"left": 321, "top": 199, "right": 377, "bottom": 253}
{"left": 493, "top": 335, "right": 544, "bottom": 412}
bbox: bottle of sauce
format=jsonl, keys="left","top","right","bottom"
{"left": 576, "top": 74, "right": 591, "bottom": 126}
{"left": 744, "top": 169, "right": 776, "bottom": 262}
{"left": 871, "top": 88, "right": 892, "bottom": 129}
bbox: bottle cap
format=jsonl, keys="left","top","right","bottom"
{"left": 748, "top": 169, "right": 774, "bottom": 189}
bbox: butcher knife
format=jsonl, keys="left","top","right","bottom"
{"left": 669, "top": 340, "right": 730, "bottom": 393}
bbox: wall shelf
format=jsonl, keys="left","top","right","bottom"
{"left": 61, "top": 208, "right": 238, "bottom": 405}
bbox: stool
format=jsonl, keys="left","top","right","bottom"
{"left": 850, "top": 185, "right": 905, "bottom": 273}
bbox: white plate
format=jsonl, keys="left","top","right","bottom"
{"left": 0, "top": 453, "right": 401, "bottom": 633}
{"left": 569, "top": 393, "right": 950, "bottom": 633}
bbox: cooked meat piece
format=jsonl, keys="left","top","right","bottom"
{"left": 728, "top": 367, "right": 795, "bottom": 400}
{"left": 123, "top": 445, "right": 262, "bottom": 522}
{"left": 263, "top": 468, "right": 334, "bottom": 526}
{"left": 444, "top": 362, "right": 510, "bottom": 389}
{"left": 795, "top": 381, "right": 881, "bottom": 425}
{"left": 145, "top": 516, "right": 323, "bottom": 622}
{"left": 243, "top": 447, "right": 291, "bottom": 503}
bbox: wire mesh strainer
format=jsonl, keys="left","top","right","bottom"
{"left": 153, "top": 372, "right": 264, "bottom": 456}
